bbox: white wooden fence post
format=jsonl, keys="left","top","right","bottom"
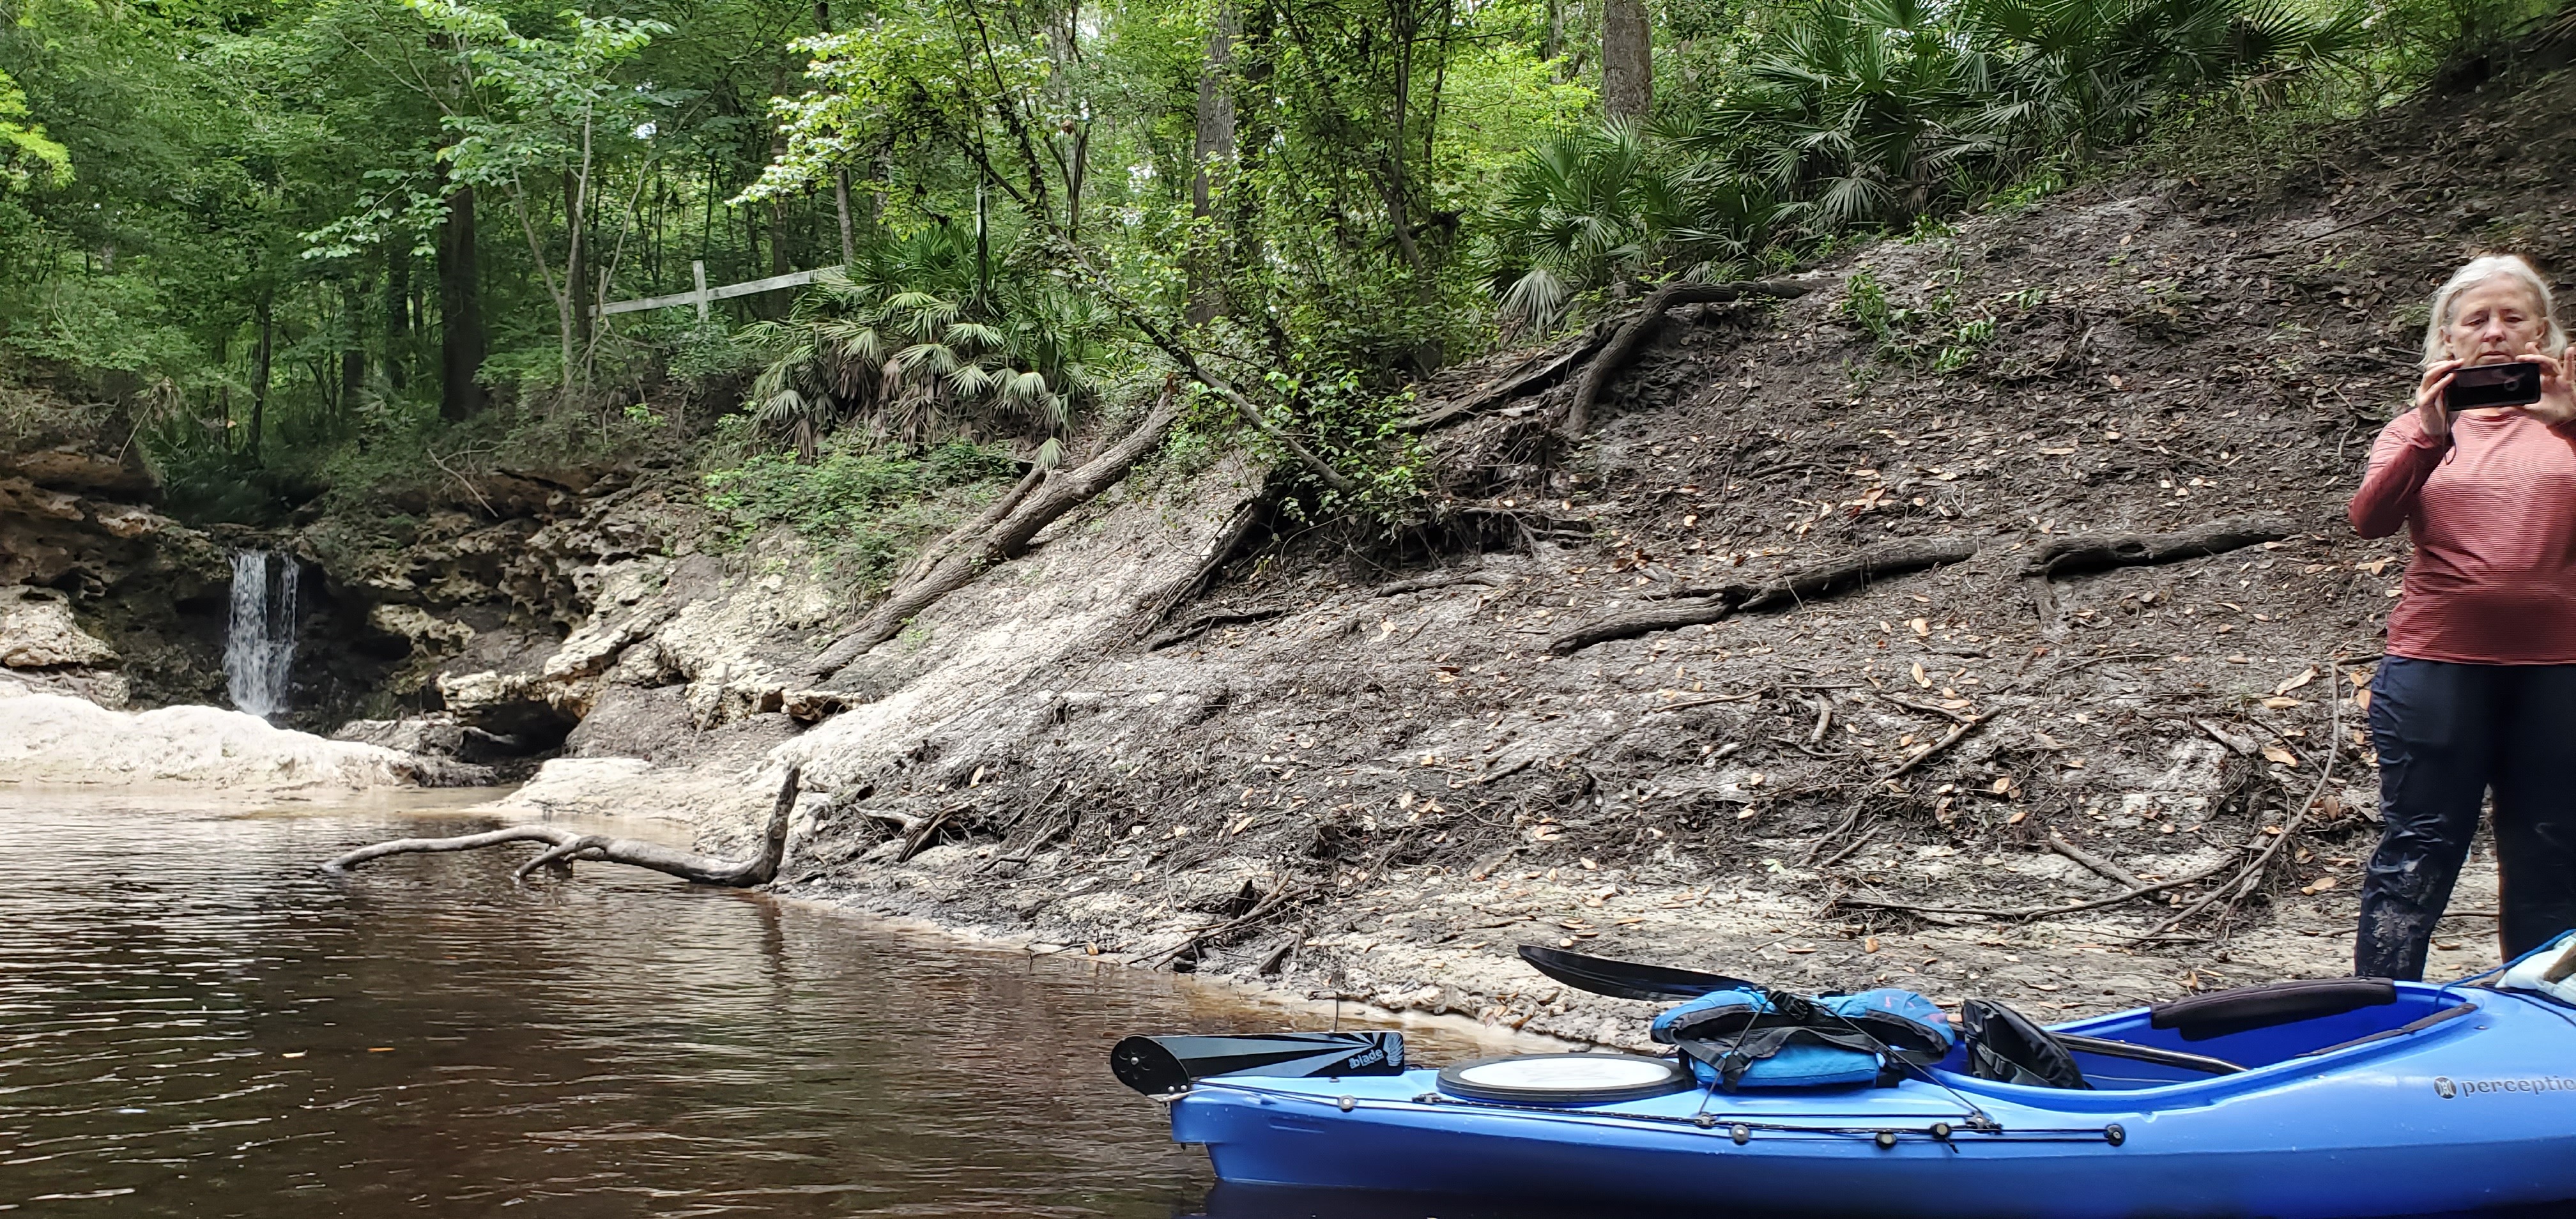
{"left": 691, "top": 260, "right": 709, "bottom": 322}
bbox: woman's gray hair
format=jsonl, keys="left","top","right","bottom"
{"left": 2423, "top": 254, "right": 2569, "bottom": 365}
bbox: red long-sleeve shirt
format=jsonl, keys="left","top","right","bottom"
{"left": 2349, "top": 409, "right": 2576, "bottom": 664}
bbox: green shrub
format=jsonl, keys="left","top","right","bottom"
{"left": 700, "top": 437, "right": 1020, "bottom": 588}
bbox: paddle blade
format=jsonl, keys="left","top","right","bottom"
{"left": 1517, "top": 944, "right": 1759, "bottom": 1001}
{"left": 1110, "top": 1032, "right": 1404, "bottom": 1096}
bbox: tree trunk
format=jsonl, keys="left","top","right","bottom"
{"left": 438, "top": 185, "right": 486, "bottom": 422}
{"left": 834, "top": 169, "right": 857, "bottom": 266}
{"left": 1602, "top": 0, "right": 1652, "bottom": 119}
{"left": 1547, "top": 537, "right": 1977, "bottom": 654}
{"left": 1186, "top": 0, "right": 1238, "bottom": 326}
{"left": 249, "top": 296, "right": 273, "bottom": 456}
{"left": 340, "top": 282, "right": 365, "bottom": 413}
{"left": 383, "top": 248, "right": 410, "bottom": 391}
{"left": 563, "top": 171, "right": 592, "bottom": 360}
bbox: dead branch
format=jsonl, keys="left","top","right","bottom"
{"left": 898, "top": 801, "right": 973, "bottom": 862}
{"left": 1146, "top": 604, "right": 1292, "bottom": 651}
{"left": 1405, "top": 325, "right": 1614, "bottom": 429}
{"left": 1563, "top": 279, "right": 1818, "bottom": 436}
{"left": 1878, "top": 711, "right": 1994, "bottom": 781}
{"left": 900, "top": 463, "right": 1045, "bottom": 585}
{"left": 805, "top": 388, "right": 1187, "bottom": 680}
{"left": 1818, "top": 825, "right": 1881, "bottom": 868}
{"left": 1551, "top": 537, "right": 1976, "bottom": 654}
{"left": 1377, "top": 569, "right": 1511, "bottom": 597}
{"left": 2048, "top": 830, "right": 2146, "bottom": 890}
{"left": 1138, "top": 491, "right": 1275, "bottom": 631}
{"left": 1833, "top": 852, "right": 2245, "bottom": 922}
{"left": 2028, "top": 515, "right": 2294, "bottom": 578}
{"left": 321, "top": 767, "right": 801, "bottom": 886}
{"left": 2139, "top": 678, "right": 2345, "bottom": 939}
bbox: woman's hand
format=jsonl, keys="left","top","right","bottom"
{"left": 2520, "top": 343, "right": 2576, "bottom": 427}
{"left": 2416, "top": 358, "right": 2462, "bottom": 440}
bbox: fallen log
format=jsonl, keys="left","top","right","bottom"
{"left": 1547, "top": 537, "right": 1976, "bottom": 654}
{"left": 803, "top": 385, "right": 1187, "bottom": 680}
{"left": 319, "top": 767, "right": 801, "bottom": 886}
{"left": 2027, "top": 515, "right": 2294, "bottom": 578}
{"left": 1563, "top": 279, "right": 1816, "bottom": 436}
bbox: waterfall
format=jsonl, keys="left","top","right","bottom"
{"left": 225, "top": 550, "right": 299, "bottom": 719}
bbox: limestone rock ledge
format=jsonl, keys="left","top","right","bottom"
{"left": 0, "top": 675, "right": 491, "bottom": 788}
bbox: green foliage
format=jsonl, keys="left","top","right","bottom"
{"left": 0, "top": 68, "right": 68, "bottom": 191}
{"left": 1485, "top": 0, "right": 2365, "bottom": 333}
{"left": 1482, "top": 119, "right": 1788, "bottom": 334}
{"left": 739, "top": 224, "right": 1113, "bottom": 463}
{"left": 700, "top": 434, "right": 1019, "bottom": 585}
{"left": 1841, "top": 267, "right": 1997, "bottom": 372}
{"left": 1190, "top": 369, "right": 1431, "bottom": 533}
{"left": 0, "top": 0, "right": 2538, "bottom": 552}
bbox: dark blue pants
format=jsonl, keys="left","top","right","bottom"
{"left": 2358, "top": 657, "right": 2576, "bottom": 979}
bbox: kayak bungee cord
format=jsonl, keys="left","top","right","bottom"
{"left": 1181, "top": 1077, "right": 2129, "bottom": 1146}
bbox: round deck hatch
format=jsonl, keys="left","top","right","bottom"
{"left": 1435, "top": 1054, "right": 1692, "bottom": 1105}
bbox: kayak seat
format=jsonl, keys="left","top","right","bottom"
{"left": 2149, "top": 977, "right": 2396, "bottom": 1042}
{"left": 1959, "top": 1000, "right": 2089, "bottom": 1089}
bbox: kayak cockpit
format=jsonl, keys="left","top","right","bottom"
{"left": 1945, "top": 979, "right": 2481, "bottom": 1092}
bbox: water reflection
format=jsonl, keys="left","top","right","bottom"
{"left": 0, "top": 793, "right": 1514, "bottom": 1218}
{"left": 4, "top": 793, "right": 2538, "bottom": 1219}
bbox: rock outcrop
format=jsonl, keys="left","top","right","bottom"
{"left": 0, "top": 674, "right": 491, "bottom": 788}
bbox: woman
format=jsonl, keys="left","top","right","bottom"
{"left": 2349, "top": 252, "right": 2576, "bottom": 980}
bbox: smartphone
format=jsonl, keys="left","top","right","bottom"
{"left": 2446, "top": 360, "right": 2544, "bottom": 412}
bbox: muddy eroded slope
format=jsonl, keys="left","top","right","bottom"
{"left": 384, "top": 70, "right": 2576, "bottom": 1046}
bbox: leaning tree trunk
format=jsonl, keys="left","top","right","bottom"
{"left": 321, "top": 768, "right": 801, "bottom": 885}
{"left": 802, "top": 388, "right": 1186, "bottom": 680}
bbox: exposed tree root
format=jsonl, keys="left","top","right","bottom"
{"left": 1146, "top": 605, "right": 1292, "bottom": 651}
{"left": 2027, "top": 514, "right": 2295, "bottom": 578}
{"left": 1404, "top": 325, "right": 1615, "bottom": 429}
{"left": 320, "top": 767, "right": 803, "bottom": 885}
{"left": 1548, "top": 537, "right": 1976, "bottom": 654}
{"left": 804, "top": 387, "right": 1188, "bottom": 680}
{"left": 1375, "top": 569, "right": 1511, "bottom": 597}
{"left": 1136, "top": 490, "right": 1276, "bottom": 636}
{"left": 1563, "top": 279, "right": 1817, "bottom": 436}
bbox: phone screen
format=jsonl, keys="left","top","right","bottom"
{"left": 2446, "top": 360, "right": 2545, "bottom": 411}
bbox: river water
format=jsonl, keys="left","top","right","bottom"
{"left": 0, "top": 792, "right": 1533, "bottom": 1218}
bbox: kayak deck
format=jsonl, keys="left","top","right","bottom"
{"left": 1164, "top": 983, "right": 2576, "bottom": 1217}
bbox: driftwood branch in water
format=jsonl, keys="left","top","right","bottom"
{"left": 320, "top": 767, "right": 802, "bottom": 886}
{"left": 1548, "top": 537, "right": 1976, "bottom": 654}
{"left": 802, "top": 386, "right": 1188, "bottom": 680}
{"left": 1563, "top": 279, "right": 1816, "bottom": 436}
{"left": 2027, "top": 515, "right": 2294, "bottom": 578}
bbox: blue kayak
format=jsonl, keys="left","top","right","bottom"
{"left": 1116, "top": 950, "right": 2576, "bottom": 1218}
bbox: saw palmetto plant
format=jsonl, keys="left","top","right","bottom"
{"left": 1487, "top": 0, "right": 2359, "bottom": 330}
{"left": 740, "top": 224, "right": 1112, "bottom": 464}
{"left": 1483, "top": 120, "right": 1792, "bottom": 337}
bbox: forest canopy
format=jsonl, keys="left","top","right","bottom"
{"left": 0, "top": 0, "right": 2549, "bottom": 521}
